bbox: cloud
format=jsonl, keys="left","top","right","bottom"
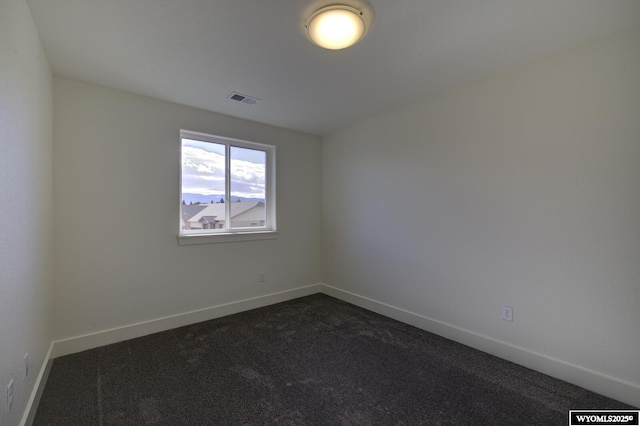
{"left": 230, "top": 157, "right": 265, "bottom": 198}
{"left": 182, "top": 145, "right": 266, "bottom": 199}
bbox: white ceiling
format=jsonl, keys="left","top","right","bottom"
{"left": 27, "top": 0, "right": 640, "bottom": 136}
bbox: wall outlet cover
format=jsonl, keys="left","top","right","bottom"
{"left": 502, "top": 306, "right": 513, "bottom": 322}
{"left": 7, "top": 379, "right": 14, "bottom": 411}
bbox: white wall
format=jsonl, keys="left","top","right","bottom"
{"left": 0, "top": 0, "right": 54, "bottom": 424}
{"left": 53, "top": 77, "right": 321, "bottom": 341}
{"left": 322, "top": 27, "right": 640, "bottom": 406}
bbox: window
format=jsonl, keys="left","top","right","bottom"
{"left": 179, "top": 130, "right": 276, "bottom": 242}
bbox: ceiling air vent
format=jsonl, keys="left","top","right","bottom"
{"left": 227, "top": 92, "right": 260, "bottom": 105}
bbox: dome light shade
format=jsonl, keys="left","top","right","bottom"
{"left": 306, "top": 5, "right": 367, "bottom": 50}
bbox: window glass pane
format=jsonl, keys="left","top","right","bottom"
{"left": 230, "top": 146, "right": 266, "bottom": 229}
{"left": 181, "top": 139, "right": 226, "bottom": 231}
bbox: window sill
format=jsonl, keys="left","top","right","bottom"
{"left": 177, "top": 231, "right": 279, "bottom": 245}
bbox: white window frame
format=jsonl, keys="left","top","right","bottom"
{"left": 178, "top": 130, "right": 277, "bottom": 245}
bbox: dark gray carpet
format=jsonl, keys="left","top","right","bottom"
{"left": 34, "top": 294, "right": 633, "bottom": 425}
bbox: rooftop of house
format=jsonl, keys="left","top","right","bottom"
{"left": 183, "top": 201, "right": 264, "bottom": 223}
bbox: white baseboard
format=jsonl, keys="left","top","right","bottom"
{"left": 32, "top": 281, "right": 639, "bottom": 419}
{"left": 320, "top": 283, "right": 640, "bottom": 408}
{"left": 20, "top": 342, "right": 54, "bottom": 426}
{"left": 52, "top": 283, "right": 322, "bottom": 358}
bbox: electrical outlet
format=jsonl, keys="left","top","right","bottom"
{"left": 24, "top": 353, "right": 29, "bottom": 377}
{"left": 259, "top": 272, "right": 266, "bottom": 282}
{"left": 7, "top": 380, "right": 14, "bottom": 412}
{"left": 502, "top": 306, "right": 513, "bottom": 322}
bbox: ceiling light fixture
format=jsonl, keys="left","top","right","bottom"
{"left": 305, "top": 4, "right": 370, "bottom": 50}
